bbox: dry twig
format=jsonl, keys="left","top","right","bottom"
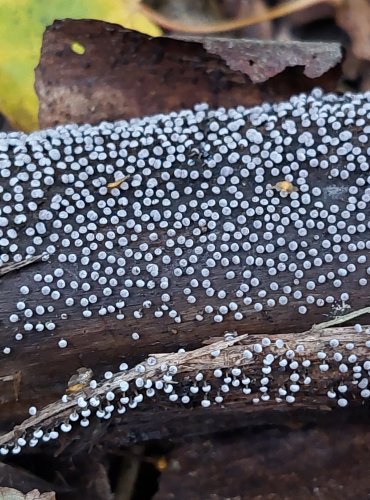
{"left": 139, "top": 0, "right": 343, "bottom": 34}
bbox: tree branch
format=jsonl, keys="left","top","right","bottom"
{"left": 1, "top": 307, "right": 370, "bottom": 453}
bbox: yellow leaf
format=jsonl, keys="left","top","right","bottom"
{"left": 0, "top": 0, "right": 161, "bottom": 131}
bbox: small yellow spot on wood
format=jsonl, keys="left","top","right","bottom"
{"left": 107, "top": 175, "right": 130, "bottom": 189}
{"left": 70, "top": 41, "right": 86, "bottom": 55}
{"left": 66, "top": 367, "right": 93, "bottom": 394}
{"left": 271, "top": 181, "right": 298, "bottom": 193}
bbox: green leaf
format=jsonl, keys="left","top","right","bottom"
{"left": 0, "top": 0, "right": 161, "bottom": 131}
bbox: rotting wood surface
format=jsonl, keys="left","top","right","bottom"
{"left": 0, "top": 89, "right": 369, "bottom": 449}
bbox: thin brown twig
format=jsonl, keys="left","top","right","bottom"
{"left": 139, "top": 0, "right": 344, "bottom": 35}
{"left": 0, "top": 334, "right": 247, "bottom": 446}
{"left": 313, "top": 306, "right": 370, "bottom": 331}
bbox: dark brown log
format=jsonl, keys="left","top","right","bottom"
{"left": 0, "top": 90, "right": 369, "bottom": 455}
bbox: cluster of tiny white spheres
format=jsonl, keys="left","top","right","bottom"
{"left": 0, "top": 88, "right": 369, "bottom": 350}
{"left": 2, "top": 327, "right": 370, "bottom": 455}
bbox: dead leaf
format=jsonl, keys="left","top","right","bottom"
{"left": 0, "top": 488, "right": 55, "bottom": 500}
{"left": 36, "top": 20, "right": 342, "bottom": 128}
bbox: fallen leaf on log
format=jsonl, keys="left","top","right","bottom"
{"left": 35, "top": 20, "right": 342, "bottom": 128}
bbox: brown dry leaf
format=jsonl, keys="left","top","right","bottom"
{"left": 36, "top": 20, "right": 341, "bottom": 128}
{"left": 336, "top": 0, "right": 370, "bottom": 61}
{"left": 0, "top": 488, "right": 55, "bottom": 500}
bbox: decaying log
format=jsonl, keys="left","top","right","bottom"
{"left": 0, "top": 89, "right": 369, "bottom": 454}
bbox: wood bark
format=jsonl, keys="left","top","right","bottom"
{"left": 0, "top": 93, "right": 369, "bottom": 453}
